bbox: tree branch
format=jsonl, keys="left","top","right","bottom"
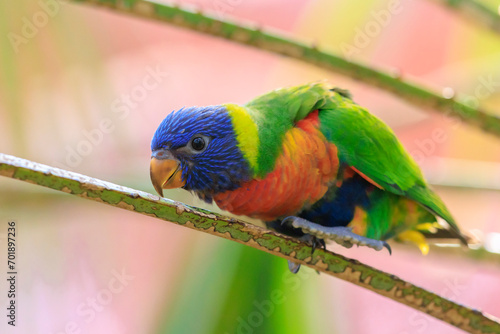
{"left": 68, "top": 0, "right": 500, "bottom": 137}
{"left": 1, "top": 153, "right": 499, "bottom": 333}
{"left": 429, "top": 0, "right": 500, "bottom": 35}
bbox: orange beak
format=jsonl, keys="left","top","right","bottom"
{"left": 150, "top": 153, "right": 186, "bottom": 197}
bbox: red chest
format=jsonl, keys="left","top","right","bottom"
{"left": 213, "top": 112, "right": 340, "bottom": 221}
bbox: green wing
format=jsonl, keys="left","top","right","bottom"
{"left": 246, "top": 82, "right": 465, "bottom": 242}
{"left": 318, "top": 85, "right": 465, "bottom": 243}
{"left": 244, "top": 83, "right": 337, "bottom": 177}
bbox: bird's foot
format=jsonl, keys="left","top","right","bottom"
{"left": 282, "top": 216, "right": 392, "bottom": 254}
{"left": 287, "top": 260, "right": 301, "bottom": 274}
{"left": 287, "top": 234, "right": 325, "bottom": 274}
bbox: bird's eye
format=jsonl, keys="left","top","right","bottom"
{"left": 191, "top": 137, "right": 206, "bottom": 151}
{"left": 176, "top": 134, "right": 209, "bottom": 155}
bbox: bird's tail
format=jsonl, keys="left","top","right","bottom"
{"left": 408, "top": 185, "right": 468, "bottom": 246}
{"left": 349, "top": 187, "right": 468, "bottom": 254}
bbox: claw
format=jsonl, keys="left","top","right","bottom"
{"left": 310, "top": 236, "right": 325, "bottom": 254}
{"left": 283, "top": 216, "right": 393, "bottom": 254}
{"left": 281, "top": 216, "right": 294, "bottom": 226}
{"left": 285, "top": 233, "right": 326, "bottom": 274}
{"left": 288, "top": 260, "right": 301, "bottom": 274}
{"left": 383, "top": 241, "right": 392, "bottom": 255}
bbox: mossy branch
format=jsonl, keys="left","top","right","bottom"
{"left": 68, "top": 0, "right": 500, "bottom": 137}
{"left": 429, "top": 0, "right": 500, "bottom": 35}
{"left": 1, "top": 153, "right": 499, "bottom": 334}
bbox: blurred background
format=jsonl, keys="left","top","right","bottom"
{"left": 1, "top": 0, "right": 500, "bottom": 333}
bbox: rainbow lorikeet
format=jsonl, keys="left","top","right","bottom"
{"left": 150, "top": 82, "right": 467, "bottom": 273}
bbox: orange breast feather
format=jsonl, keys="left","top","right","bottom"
{"left": 214, "top": 111, "right": 340, "bottom": 221}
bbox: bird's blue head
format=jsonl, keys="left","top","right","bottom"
{"left": 150, "top": 105, "right": 253, "bottom": 202}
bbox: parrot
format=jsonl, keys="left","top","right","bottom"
{"left": 150, "top": 82, "right": 467, "bottom": 273}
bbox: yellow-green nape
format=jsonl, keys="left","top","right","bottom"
{"left": 224, "top": 103, "right": 259, "bottom": 173}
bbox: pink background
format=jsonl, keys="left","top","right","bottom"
{"left": 1, "top": 0, "right": 500, "bottom": 333}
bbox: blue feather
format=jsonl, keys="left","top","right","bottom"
{"left": 300, "top": 174, "right": 371, "bottom": 227}
{"left": 151, "top": 106, "right": 252, "bottom": 202}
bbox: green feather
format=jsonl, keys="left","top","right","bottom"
{"left": 243, "top": 82, "right": 465, "bottom": 243}
{"left": 316, "top": 87, "right": 465, "bottom": 243}
{"left": 243, "top": 83, "right": 337, "bottom": 177}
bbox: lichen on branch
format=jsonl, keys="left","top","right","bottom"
{"left": 1, "top": 153, "right": 499, "bottom": 334}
